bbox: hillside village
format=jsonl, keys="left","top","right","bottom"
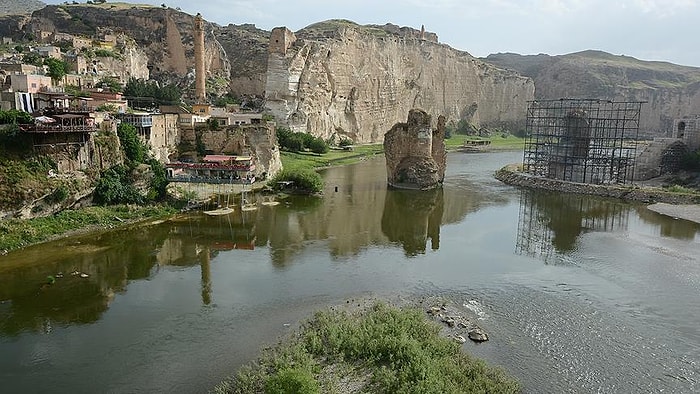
{"left": 0, "top": 9, "right": 286, "bottom": 217}
{"left": 0, "top": 22, "right": 272, "bottom": 160}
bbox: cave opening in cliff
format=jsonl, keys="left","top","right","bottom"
{"left": 522, "top": 99, "right": 644, "bottom": 185}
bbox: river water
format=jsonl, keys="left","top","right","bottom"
{"left": 1, "top": 151, "right": 699, "bottom": 393}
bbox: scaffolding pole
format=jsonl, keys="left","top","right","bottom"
{"left": 523, "top": 99, "right": 643, "bottom": 185}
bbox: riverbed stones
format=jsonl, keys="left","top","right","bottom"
{"left": 424, "top": 298, "right": 490, "bottom": 344}
{"left": 468, "top": 328, "right": 489, "bottom": 342}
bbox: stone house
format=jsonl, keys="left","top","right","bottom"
{"left": 673, "top": 116, "right": 700, "bottom": 152}
{"left": 10, "top": 74, "right": 53, "bottom": 94}
{"left": 209, "top": 107, "right": 262, "bottom": 126}
{"left": 36, "top": 46, "right": 62, "bottom": 59}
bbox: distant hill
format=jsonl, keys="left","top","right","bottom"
{"left": 483, "top": 51, "right": 700, "bottom": 136}
{"left": 0, "top": 0, "right": 45, "bottom": 16}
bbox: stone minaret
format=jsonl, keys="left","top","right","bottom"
{"left": 193, "top": 13, "right": 206, "bottom": 103}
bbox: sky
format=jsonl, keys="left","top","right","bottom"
{"left": 45, "top": 0, "right": 700, "bottom": 67}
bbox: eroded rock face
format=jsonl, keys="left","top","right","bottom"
{"left": 265, "top": 21, "right": 534, "bottom": 143}
{"left": 197, "top": 123, "right": 282, "bottom": 179}
{"left": 384, "top": 109, "right": 445, "bottom": 190}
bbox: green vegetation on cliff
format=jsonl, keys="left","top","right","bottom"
{"left": 93, "top": 123, "right": 168, "bottom": 205}
{"left": 0, "top": 123, "right": 64, "bottom": 210}
{"left": 215, "top": 302, "right": 519, "bottom": 393}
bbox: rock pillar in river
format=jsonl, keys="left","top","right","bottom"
{"left": 384, "top": 109, "right": 446, "bottom": 190}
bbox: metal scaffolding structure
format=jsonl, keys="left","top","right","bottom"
{"left": 523, "top": 99, "right": 644, "bottom": 185}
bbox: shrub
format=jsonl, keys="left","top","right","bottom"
{"left": 117, "top": 123, "right": 146, "bottom": 165}
{"left": 46, "top": 185, "right": 69, "bottom": 204}
{"left": 217, "top": 302, "right": 520, "bottom": 393}
{"left": 270, "top": 169, "right": 323, "bottom": 194}
{"left": 264, "top": 368, "right": 319, "bottom": 394}
{"left": 307, "top": 137, "right": 329, "bottom": 154}
{"left": 338, "top": 137, "right": 352, "bottom": 147}
{"left": 93, "top": 165, "right": 143, "bottom": 205}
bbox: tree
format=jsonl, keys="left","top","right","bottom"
{"left": 308, "top": 137, "right": 329, "bottom": 154}
{"left": 0, "top": 109, "right": 33, "bottom": 125}
{"left": 44, "top": 58, "right": 68, "bottom": 84}
{"left": 93, "top": 165, "right": 143, "bottom": 205}
{"left": 269, "top": 169, "right": 324, "bottom": 194}
{"left": 98, "top": 76, "right": 122, "bottom": 93}
{"left": 117, "top": 123, "right": 146, "bottom": 165}
{"left": 22, "top": 53, "right": 43, "bottom": 67}
{"left": 124, "top": 78, "right": 181, "bottom": 108}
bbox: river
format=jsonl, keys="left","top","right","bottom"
{"left": 1, "top": 151, "right": 699, "bottom": 393}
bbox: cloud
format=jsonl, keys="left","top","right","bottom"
{"left": 623, "top": 0, "right": 698, "bottom": 16}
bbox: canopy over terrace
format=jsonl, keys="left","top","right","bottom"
{"left": 166, "top": 155, "right": 256, "bottom": 183}
{"left": 23, "top": 113, "right": 96, "bottom": 133}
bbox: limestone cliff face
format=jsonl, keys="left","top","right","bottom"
{"left": 265, "top": 21, "right": 534, "bottom": 143}
{"left": 92, "top": 36, "right": 150, "bottom": 81}
{"left": 484, "top": 51, "right": 700, "bottom": 137}
{"left": 213, "top": 23, "right": 270, "bottom": 96}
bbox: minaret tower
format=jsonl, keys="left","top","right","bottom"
{"left": 194, "top": 13, "right": 206, "bottom": 103}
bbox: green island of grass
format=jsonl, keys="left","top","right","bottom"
{"left": 214, "top": 302, "right": 520, "bottom": 394}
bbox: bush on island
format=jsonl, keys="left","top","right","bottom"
{"left": 269, "top": 169, "right": 323, "bottom": 194}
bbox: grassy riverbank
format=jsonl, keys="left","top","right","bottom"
{"left": 215, "top": 302, "right": 519, "bottom": 394}
{"left": 281, "top": 135, "right": 525, "bottom": 172}
{"left": 281, "top": 144, "right": 385, "bottom": 171}
{"left": 0, "top": 204, "right": 176, "bottom": 253}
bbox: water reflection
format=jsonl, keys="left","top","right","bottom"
{"left": 515, "top": 189, "right": 700, "bottom": 263}
{"left": 635, "top": 206, "right": 700, "bottom": 240}
{"left": 0, "top": 156, "right": 517, "bottom": 336}
{"left": 0, "top": 224, "right": 170, "bottom": 336}
{"left": 381, "top": 188, "right": 444, "bottom": 256}
{"left": 516, "top": 190, "right": 629, "bottom": 263}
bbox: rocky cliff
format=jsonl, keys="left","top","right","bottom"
{"left": 265, "top": 20, "right": 534, "bottom": 143}
{"left": 483, "top": 51, "right": 700, "bottom": 138}
{"left": 25, "top": 4, "right": 230, "bottom": 92}
{"left": 212, "top": 23, "right": 270, "bottom": 97}
{"left": 0, "top": 0, "right": 44, "bottom": 16}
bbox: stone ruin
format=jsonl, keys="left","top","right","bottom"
{"left": 383, "top": 109, "right": 446, "bottom": 190}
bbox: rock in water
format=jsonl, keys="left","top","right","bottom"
{"left": 468, "top": 328, "right": 489, "bottom": 342}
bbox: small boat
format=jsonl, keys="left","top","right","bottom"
{"left": 261, "top": 196, "right": 280, "bottom": 206}
{"left": 458, "top": 139, "right": 491, "bottom": 153}
{"left": 204, "top": 206, "right": 235, "bottom": 216}
{"left": 240, "top": 189, "right": 257, "bottom": 211}
{"left": 241, "top": 200, "right": 257, "bottom": 211}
